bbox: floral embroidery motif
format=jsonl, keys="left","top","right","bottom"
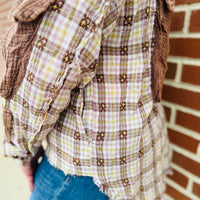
{"left": 73, "top": 158, "right": 81, "bottom": 166}
{"left": 36, "top": 36, "right": 48, "bottom": 50}
{"left": 23, "top": 100, "right": 29, "bottom": 109}
{"left": 89, "top": 59, "right": 98, "bottom": 71}
{"left": 138, "top": 101, "right": 143, "bottom": 108}
{"left": 120, "top": 102, "right": 126, "bottom": 111}
{"left": 140, "top": 185, "right": 144, "bottom": 191}
{"left": 120, "top": 74, "right": 128, "bottom": 84}
{"left": 51, "top": 0, "right": 65, "bottom": 13}
{"left": 139, "top": 148, "right": 144, "bottom": 158}
{"left": 97, "top": 158, "right": 104, "bottom": 166}
{"left": 71, "top": 106, "right": 76, "bottom": 114}
{"left": 99, "top": 103, "right": 106, "bottom": 112}
{"left": 102, "top": 183, "right": 108, "bottom": 191}
{"left": 79, "top": 14, "right": 92, "bottom": 30}
{"left": 120, "top": 156, "right": 126, "bottom": 165}
{"left": 63, "top": 51, "right": 75, "bottom": 64}
{"left": 153, "top": 106, "right": 158, "bottom": 116}
{"left": 97, "top": 132, "right": 105, "bottom": 141}
{"left": 96, "top": 74, "right": 105, "bottom": 83}
{"left": 74, "top": 131, "right": 81, "bottom": 140}
{"left": 21, "top": 123, "right": 28, "bottom": 131}
{"left": 142, "top": 41, "right": 149, "bottom": 52}
{"left": 122, "top": 178, "right": 129, "bottom": 186}
{"left": 27, "top": 73, "right": 34, "bottom": 84}
{"left": 120, "top": 46, "right": 128, "bottom": 55}
{"left": 56, "top": 147, "right": 62, "bottom": 157}
{"left": 119, "top": 130, "right": 127, "bottom": 140}
{"left": 123, "top": 15, "right": 133, "bottom": 26}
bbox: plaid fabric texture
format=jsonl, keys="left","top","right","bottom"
{"left": 3, "top": 0, "right": 171, "bottom": 199}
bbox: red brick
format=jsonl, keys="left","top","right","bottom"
{"left": 163, "top": 106, "right": 171, "bottom": 122}
{"left": 182, "top": 65, "right": 200, "bottom": 85}
{"left": 168, "top": 128, "right": 199, "bottom": 153}
{"left": 193, "top": 182, "right": 200, "bottom": 198}
{"left": 170, "top": 12, "right": 185, "bottom": 32}
{"left": 176, "top": 0, "right": 200, "bottom": 5}
{"left": 172, "top": 151, "right": 200, "bottom": 177}
{"left": 166, "top": 184, "right": 192, "bottom": 200}
{"left": 176, "top": 111, "right": 200, "bottom": 133}
{"left": 162, "top": 85, "right": 200, "bottom": 111}
{"left": 170, "top": 38, "right": 200, "bottom": 58}
{"left": 167, "top": 168, "right": 189, "bottom": 188}
{"left": 166, "top": 62, "right": 177, "bottom": 80}
{"left": 190, "top": 10, "right": 200, "bottom": 32}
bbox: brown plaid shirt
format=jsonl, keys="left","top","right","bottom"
{"left": 1, "top": 0, "right": 174, "bottom": 199}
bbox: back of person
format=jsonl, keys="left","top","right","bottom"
{"left": 1, "top": 0, "right": 174, "bottom": 199}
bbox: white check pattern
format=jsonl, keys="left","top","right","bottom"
{"left": 3, "top": 0, "right": 171, "bottom": 199}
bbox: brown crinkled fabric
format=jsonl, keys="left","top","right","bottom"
{"left": 3, "top": 108, "right": 13, "bottom": 143}
{"left": 0, "top": 18, "right": 42, "bottom": 99}
{"left": 0, "top": 0, "right": 55, "bottom": 99}
{"left": 151, "top": 0, "right": 174, "bottom": 102}
{"left": 12, "top": 0, "right": 55, "bottom": 22}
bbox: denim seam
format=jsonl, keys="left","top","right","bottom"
{"left": 53, "top": 175, "right": 70, "bottom": 200}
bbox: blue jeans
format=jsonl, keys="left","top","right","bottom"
{"left": 29, "top": 155, "right": 109, "bottom": 200}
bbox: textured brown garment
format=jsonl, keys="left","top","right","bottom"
{"left": 151, "top": 0, "right": 174, "bottom": 102}
{"left": 0, "top": 18, "right": 42, "bottom": 99}
{"left": 12, "top": 0, "right": 55, "bottom": 22}
{"left": 0, "top": 0, "right": 55, "bottom": 99}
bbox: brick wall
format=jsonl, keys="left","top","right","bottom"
{"left": 163, "top": 1, "right": 200, "bottom": 200}
{"left": 0, "top": 0, "right": 200, "bottom": 200}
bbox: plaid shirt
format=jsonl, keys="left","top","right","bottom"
{"left": 3, "top": 0, "right": 171, "bottom": 199}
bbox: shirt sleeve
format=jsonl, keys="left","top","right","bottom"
{"left": 3, "top": 0, "right": 120, "bottom": 160}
